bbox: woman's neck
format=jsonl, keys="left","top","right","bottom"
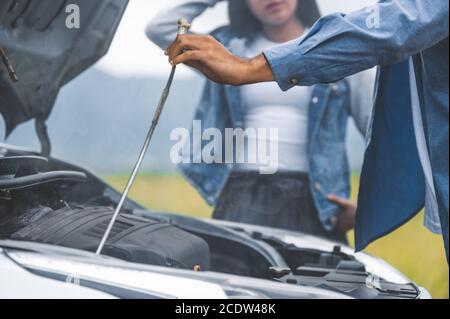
{"left": 262, "top": 18, "right": 305, "bottom": 43}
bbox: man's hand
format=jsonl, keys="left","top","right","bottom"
{"left": 327, "top": 195, "right": 357, "bottom": 233}
{"left": 166, "top": 34, "right": 274, "bottom": 85}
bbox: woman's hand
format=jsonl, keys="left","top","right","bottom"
{"left": 327, "top": 195, "right": 357, "bottom": 233}
{"left": 166, "top": 34, "right": 274, "bottom": 85}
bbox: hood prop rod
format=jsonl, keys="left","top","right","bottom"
{"left": 96, "top": 18, "right": 191, "bottom": 256}
{"left": 0, "top": 48, "right": 18, "bottom": 82}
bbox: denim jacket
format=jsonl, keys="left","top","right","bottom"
{"left": 263, "top": 0, "right": 449, "bottom": 253}
{"left": 146, "top": 1, "right": 374, "bottom": 230}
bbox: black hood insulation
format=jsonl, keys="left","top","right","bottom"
{"left": 0, "top": 0, "right": 128, "bottom": 156}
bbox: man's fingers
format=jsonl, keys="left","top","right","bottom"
{"left": 167, "top": 35, "right": 195, "bottom": 62}
{"left": 171, "top": 50, "right": 203, "bottom": 66}
{"left": 167, "top": 34, "right": 208, "bottom": 62}
{"left": 167, "top": 36, "right": 187, "bottom": 62}
{"left": 327, "top": 195, "right": 352, "bottom": 207}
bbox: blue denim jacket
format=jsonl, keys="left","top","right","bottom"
{"left": 177, "top": 27, "right": 373, "bottom": 231}
{"left": 264, "top": 0, "right": 449, "bottom": 253}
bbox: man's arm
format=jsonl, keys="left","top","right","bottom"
{"left": 265, "top": 0, "right": 449, "bottom": 91}
{"left": 146, "top": 0, "right": 223, "bottom": 50}
{"left": 168, "top": 0, "right": 448, "bottom": 88}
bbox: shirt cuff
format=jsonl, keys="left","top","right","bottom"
{"left": 263, "top": 39, "right": 307, "bottom": 92}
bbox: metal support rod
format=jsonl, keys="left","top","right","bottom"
{"left": 0, "top": 47, "right": 18, "bottom": 82}
{"left": 96, "top": 18, "right": 191, "bottom": 255}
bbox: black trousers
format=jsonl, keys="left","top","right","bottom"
{"left": 213, "top": 171, "right": 348, "bottom": 244}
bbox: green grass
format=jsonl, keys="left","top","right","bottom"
{"left": 104, "top": 173, "right": 449, "bottom": 299}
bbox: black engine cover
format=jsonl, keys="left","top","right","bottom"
{"left": 9, "top": 206, "right": 210, "bottom": 271}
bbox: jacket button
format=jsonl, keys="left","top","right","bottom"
{"left": 330, "top": 83, "right": 339, "bottom": 93}
{"left": 290, "top": 78, "right": 299, "bottom": 85}
{"left": 312, "top": 97, "right": 319, "bottom": 104}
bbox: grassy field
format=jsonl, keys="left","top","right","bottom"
{"left": 104, "top": 173, "right": 449, "bottom": 299}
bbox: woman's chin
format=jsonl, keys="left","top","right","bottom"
{"left": 264, "top": 16, "right": 293, "bottom": 27}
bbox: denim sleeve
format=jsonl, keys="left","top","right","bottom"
{"left": 264, "top": 0, "right": 449, "bottom": 91}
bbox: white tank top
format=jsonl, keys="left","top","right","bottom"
{"left": 237, "top": 34, "right": 311, "bottom": 173}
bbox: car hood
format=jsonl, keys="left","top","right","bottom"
{"left": 0, "top": 0, "right": 128, "bottom": 155}
{"left": 0, "top": 239, "right": 431, "bottom": 299}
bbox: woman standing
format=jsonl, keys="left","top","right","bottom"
{"left": 146, "top": 0, "right": 374, "bottom": 243}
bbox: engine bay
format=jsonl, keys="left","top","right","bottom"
{"left": 0, "top": 153, "right": 420, "bottom": 299}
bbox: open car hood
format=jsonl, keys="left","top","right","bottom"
{"left": 0, "top": 0, "right": 128, "bottom": 155}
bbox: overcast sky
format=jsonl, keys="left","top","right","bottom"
{"left": 97, "top": 0, "right": 378, "bottom": 78}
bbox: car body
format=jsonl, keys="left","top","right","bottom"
{"left": 0, "top": 0, "right": 431, "bottom": 299}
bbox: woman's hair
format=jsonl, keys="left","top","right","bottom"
{"left": 228, "top": 0, "right": 321, "bottom": 40}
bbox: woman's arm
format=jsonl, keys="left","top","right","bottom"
{"left": 347, "top": 69, "right": 377, "bottom": 136}
{"left": 146, "top": 0, "right": 223, "bottom": 50}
